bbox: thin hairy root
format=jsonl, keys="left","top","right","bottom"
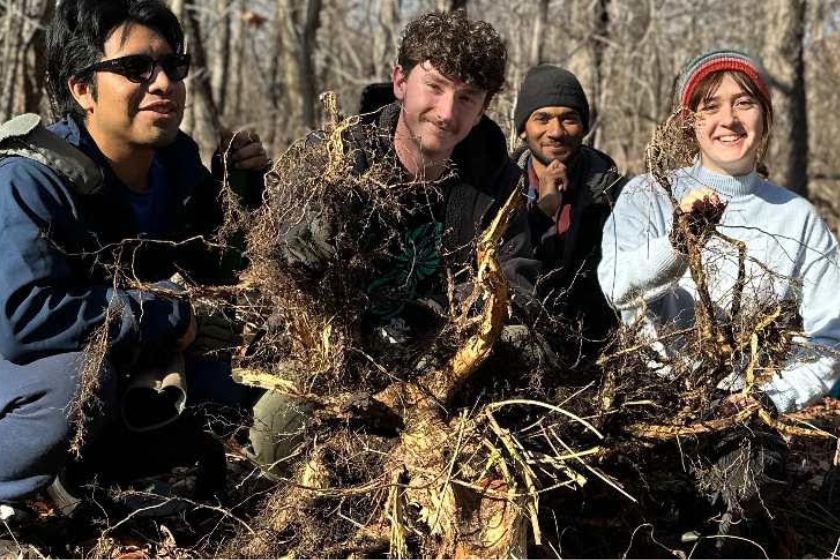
{"left": 627, "top": 405, "right": 760, "bottom": 440}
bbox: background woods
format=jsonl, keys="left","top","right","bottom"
{"left": 0, "top": 0, "right": 838, "bottom": 210}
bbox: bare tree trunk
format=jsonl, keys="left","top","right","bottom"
{"left": 763, "top": 0, "right": 808, "bottom": 196}
{"left": 230, "top": 0, "right": 246, "bottom": 118}
{"left": 373, "top": 0, "right": 399, "bottom": 78}
{"left": 279, "top": 0, "right": 322, "bottom": 133}
{"left": 298, "top": 0, "right": 322, "bottom": 129}
{"left": 211, "top": 0, "right": 231, "bottom": 116}
{"left": 21, "top": 0, "right": 53, "bottom": 115}
{"left": 437, "top": 0, "right": 467, "bottom": 12}
{"left": 279, "top": 0, "right": 299, "bottom": 133}
{"left": 566, "top": 0, "right": 610, "bottom": 148}
{"left": 183, "top": 2, "right": 221, "bottom": 161}
{"left": 527, "top": 0, "right": 549, "bottom": 67}
{"left": 1, "top": 0, "right": 24, "bottom": 121}
{"left": 588, "top": 0, "right": 610, "bottom": 148}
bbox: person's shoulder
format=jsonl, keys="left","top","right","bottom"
{"left": 619, "top": 172, "right": 660, "bottom": 194}
{"left": 579, "top": 146, "right": 627, "bottom": 197}
{"left": 0, "top": 152, "right": 64, "bottom": 186}
{"left": 459, "top": 114, "right": 507, "bottom": 158}
{"left": 752, "top": 177, "right": 836, "bottom": 238}
{"left": 0, "top": 153, "right": 71, "bottom": 213}
{"left": 45, "top": 117, "right": 78, "bottom": 144}
{"left": 753, "top": 176, "right": 809, "bottom": 207}
{"left": 2, "top": 116, "right": 96, "bottom": 198}
{"left": 580, "top": 146, "right": 618, "bottom": 175}
{"left": 453, "top": 114, "right": 518, "bottom": 192}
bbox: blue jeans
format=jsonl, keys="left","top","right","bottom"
{"left": 0, "top": 352, "right": 118, "bottom": 502}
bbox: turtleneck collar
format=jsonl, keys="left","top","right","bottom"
{"left": 683, "top": 159, "right": 759, "bottom": 198}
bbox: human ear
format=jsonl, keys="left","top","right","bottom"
{"left": 68, "top": 77, "right": 96, "bottom": 113}
{"left": 392, "top": 65, "right": 408, "bottom": 102}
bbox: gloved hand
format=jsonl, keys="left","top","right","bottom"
{"left": 282, "top": 206, "right": 335, "bottom": 272}
{"left": 190, "top": 311, "right": 244, "bottom": 356}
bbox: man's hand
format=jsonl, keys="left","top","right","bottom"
{"left": 537, "top": 159, "right": 569, "bottom": 218}
{"left": 221, "top": 129, "right": 270, "bottom": 171}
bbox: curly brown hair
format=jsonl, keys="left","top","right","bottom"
{"left": 397, "top": 10, "right": 507, "bottom": 101}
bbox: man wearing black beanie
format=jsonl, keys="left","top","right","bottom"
{"left": 513, "top": 64, "right": 626, "bottom": 356}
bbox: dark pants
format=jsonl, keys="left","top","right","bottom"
{"left": 0, "top": 351, "right": 245, "bottom": 502}
{"left": 0, "top": 352, "right": 115, "bottom": 502}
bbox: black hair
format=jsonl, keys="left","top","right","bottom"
{"left": 46, "top": 0, "right": 184, "bottom": 122}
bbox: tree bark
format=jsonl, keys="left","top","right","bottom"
{"left": 21, "top": 0, "right": 53, "bottom": 115}
{"left": 527, "top": 0, "right": 549, "bottom": 67}
{"left": 567, "top": 0, "right": 611, "bottom": 148}
{"left": 1, "top": 0, "right": 24, "bottom": 121}
{"left": 437, "top": 0, "right": 467, "bottom": 12}
{"left": 230, "top": 0, "right": 246, "bottom": 118}
{"left": 211, "top": 0, "right": 231, "bottom": 116}
{"left": 278, "top": 0, "right": 322, "bottom": 133}
{"left": 298, "top": 0, "right": 322, "bottom": 129}
{"left": 182, "top": 2, "right": 221, "bottom": 161}
{"left": 763, "top": 0, "right": 809, "bottom": 196}
{"left": 373, "top": 0, "right": 399, "bottom": 78}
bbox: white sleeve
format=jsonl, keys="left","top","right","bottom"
{"left": 762, "top": 211, "right": 840, "bottom": 413}
{"left": 597, "top": 175, "right": 688, "bottom": 316}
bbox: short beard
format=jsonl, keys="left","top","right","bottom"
{"left": 527, "top": 138, "right": 581, "bottom": 167}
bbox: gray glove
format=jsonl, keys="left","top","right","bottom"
{"left": 191, "top": 312, "right": 244, "bottom": 355}
{"left": 282, "top": 207, "right": 335, "bottom": 272}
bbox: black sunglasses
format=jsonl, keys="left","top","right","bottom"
{"left": 79, "top": 53, "right": 191, "bottom": 84}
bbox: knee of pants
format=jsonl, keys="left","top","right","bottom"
{"left": 249, "top": 391, "right": 312, "bottom": 475}
{"left": 0, "top": 352, "right": 116, "bottom": 501}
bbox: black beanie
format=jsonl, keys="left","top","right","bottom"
{"left": 514, "top": 65, "right": 590, "bottom": 134}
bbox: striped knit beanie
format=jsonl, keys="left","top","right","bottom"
{"left": 676, "top": 50, "right": 772, "bottom": 116}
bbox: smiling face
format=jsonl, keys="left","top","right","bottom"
{"left": 392, "top": 61, "right": 487, "bottom": 167}
{"left": 521, "top": 106, "right": 585, "bottom": 166}
{"left": 69, "top": 22, "right": 186, "bottom": 154}
{"left": 692, "top": 72, "right": 766, "bottom": 176}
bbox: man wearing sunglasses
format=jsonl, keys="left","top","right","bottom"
{"left": 0, "top": 0, "right": 268, "bottom": 514}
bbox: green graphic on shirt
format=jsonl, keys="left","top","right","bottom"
{"left": 367, "top": 222, "right": 442, "bottom": 318}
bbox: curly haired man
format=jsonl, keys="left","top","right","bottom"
{"left": 251, "top": 10, "right": 540, "bottom": 475}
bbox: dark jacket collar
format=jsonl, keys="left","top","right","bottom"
{"left": 515, "top": 144, "right": 621, "bottom": 203}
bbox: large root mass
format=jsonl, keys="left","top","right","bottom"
{"left": 207, "top": 103, "right": 840, "bottom": 558}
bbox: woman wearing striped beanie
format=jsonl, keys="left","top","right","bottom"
{"left": 598, "top": 49, "right": 840, "bottom": 416}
